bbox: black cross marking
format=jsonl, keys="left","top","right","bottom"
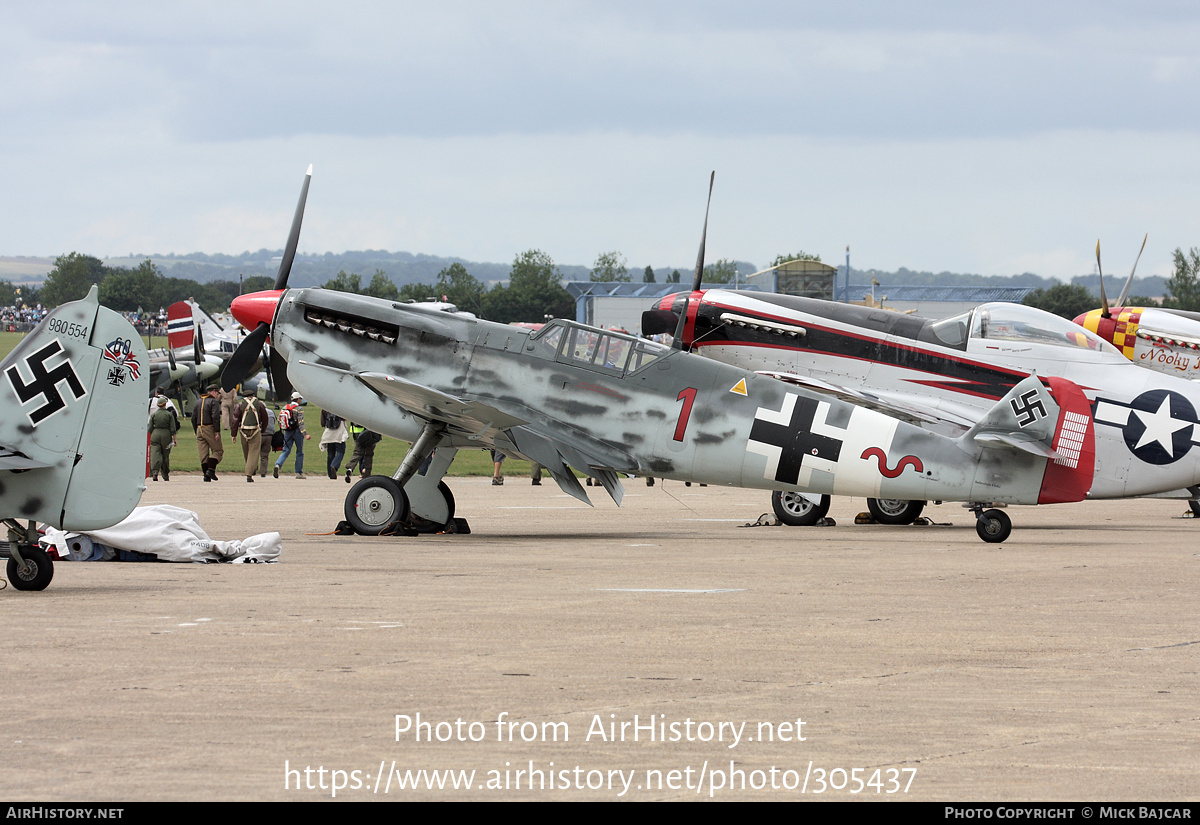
{"left": 749, "top": 394, "right": 843, "bottom": 484}
{"left": 1010, "top": 389, "right": 1047, "bottom": 428}
{"left": 5, "top": 340, "right": 87, "bottom": 424}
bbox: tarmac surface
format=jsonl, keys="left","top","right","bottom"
{"left": 3, "top": 471, "right": 1198, "bottom": 801}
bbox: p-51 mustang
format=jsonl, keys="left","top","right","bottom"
{"left": 220, "top": 168, "right": 1108, "bottom": 543}
{"left": 645, "top": 249, "right": 1200, "bottom": 526}
{"left": 1075, "top": 239, "right": 1200, "bottom": 382}
{"left": 1, "top": 286, "right": 149, "bottom": 590}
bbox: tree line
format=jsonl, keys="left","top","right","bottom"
{"left": 24, "top": 244, "right": 1200, "bottom": 326}
{"left": 318, "top": 249, "right": 575, "bottom": 324}
{"left": 5, "top": 249, "right": 577, "bottom": 324}
{"left": 1, "top": 253, "right": 275, "bottom": 315}
{"left": 1022, "top": 245, "right": 1200, "bottom": 318}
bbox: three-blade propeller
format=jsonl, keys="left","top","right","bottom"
{"left": 222, "top": 165, "right": 312, "bottom": 393}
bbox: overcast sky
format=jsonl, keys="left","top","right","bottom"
{"left": 3, "top": 1, "right": 1200, "bottom": 280}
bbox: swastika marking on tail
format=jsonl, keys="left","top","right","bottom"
{"left": 5, "top": 340, "right": 87, "bottom": 425}
{"left": 1010, "top": 389, "right": 1047, "bottom": 427}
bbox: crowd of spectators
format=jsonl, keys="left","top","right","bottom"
{"left": 1, "top": 304, "right": 48, "bottom": 332}
{"left": 2, "top": 304, "right": 168, "bottom": 335}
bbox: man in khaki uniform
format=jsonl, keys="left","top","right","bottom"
{"left": 231, "top": 389, "right": 269, "bottom": 483}
{"left": 191, "top": 384, "right": 224, "bottom": 482}
{"left": 220, "top": 387, "right": 239, "bottom": 436}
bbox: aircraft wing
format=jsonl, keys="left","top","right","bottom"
{"left": 297, "top": 362, "right": 528, "bottom": 437}
{"left": 758, "top": 370, "right": 978, "bottom": 432}
{"left": 296, "top": 359, "right": 629, "bottom": 506}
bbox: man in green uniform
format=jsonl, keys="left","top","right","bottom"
{"left": 147, "top": 396, "right": 179, "bottom": 481}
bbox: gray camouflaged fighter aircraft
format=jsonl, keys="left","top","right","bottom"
{"left": 1, "top": 285, "right": 149, "bottom": 590}
{"left": 219, "top": 168, "right": 1099, "bottom": 543}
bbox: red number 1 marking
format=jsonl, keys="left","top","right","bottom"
{"left": 673, "top": 387, "right": 697, "bottom": 442}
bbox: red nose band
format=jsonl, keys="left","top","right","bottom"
{"left": 231, "top": 289, "right": 285, "bottom": 330}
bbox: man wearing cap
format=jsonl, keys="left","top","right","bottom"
{"left": 273, "top": 391, "right": 311, "bottom": 479}
{"left": 147, "top": 388, "right": 180, "bottom": 429}
{"left": 191, "top": 384, "right": 224, "bottom": 482}
{"left": 147, "top": 396, "right": 179, "bottom": 481}
{"left": 231, "top": 389, "right": 269, "bottom": 483}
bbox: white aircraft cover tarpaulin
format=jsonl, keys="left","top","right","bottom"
{"left": 42, "top": 504, "right": 281, "bottom": 563}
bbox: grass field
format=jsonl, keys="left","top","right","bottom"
{"left": 162, "top": 425, "right": 526, "bottom": 478}
{"left": 0, "top": 330, "right": 164, "bottom": 360}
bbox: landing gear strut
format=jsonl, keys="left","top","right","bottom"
{"left": 340, "top": 422, "right": 465, "bottom": 536}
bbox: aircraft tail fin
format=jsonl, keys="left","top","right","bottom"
{"left": 166, "top": 300, "right": 194, "bottom": 352}
{"left": 0, "top": 286, "right": 149, "bottom": 530}
{"left": 962, "top": 374, "right": 1060, "bottom": 454}
{"left": 960, "top": 374, "right": 1095, "bottom": 504}
{"left": 191, "top": 299, "right": 227, "bottom": 350}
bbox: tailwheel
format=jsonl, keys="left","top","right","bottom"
{"left": 866, "top": 498, "right": 925, "bottom": 525}
{"left": 6, "top": 544, "right": 54, "bottom": 591}
{"left": 974, "top": 508, "right": 1012, "bottom": 544}
{"left": 345, "top": 476, "right": 410, "bottom": 536}
{"left": 771, "top": 491, "right": 831, "bottom": 526}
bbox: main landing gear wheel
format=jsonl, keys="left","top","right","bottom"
{"left": 975, "top": 509, "right": 1012, "bottom": 544}
{"left": 866, "top": 498, "right": 925, "bottom": 525}
{"left": 771, "top": 491, "right": 831, "bottom": 526}
{"left": 345, "top": 476, "right": 410, "bottom": 536}
{"left": 7, "top": 545, "right": 54, "bottom": 591}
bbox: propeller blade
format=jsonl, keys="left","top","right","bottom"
{"left": 692, "top": 170, "right": 715, "bottom": 293}
{"left": 270, "top": 346, "right": 293, "bottom": 400}
{"left": 1096, "top": 239, "right": 1110, "bottom": 319}
{"left": 221, "top": 322, "right": 269, "bottom": 391}
{"left": 167, "top": 345, "right": 176, "bottom": 373}
{"left": 1115, "top": 233, "right": 1149, "bottom": 307}
{"left": 673, "top": 171, "right": 715, "bottom": 350}
{"left": 274, "top": 164, "right": 313, "bottom": 290}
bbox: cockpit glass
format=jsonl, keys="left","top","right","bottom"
{"left": 531, "top": 323, "right": 564, "bottom": 355}
{"left": 544, "top": 321, "right": 666, "bottom": 376}
{"left": 969, "top": 303, "right": 1121, "bottom": 354}
{"left": 566, "top": 328, "right": 602, "bottom": 363}
{"left": 627, "top": 340, "right": 669, "bottom": 372}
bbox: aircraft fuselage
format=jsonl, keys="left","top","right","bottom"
{"left": 267, "top": 287, "right": 1088, "bottom": 507}
{"left": 666, "top": 289, "right": 1200, "bottom": 500}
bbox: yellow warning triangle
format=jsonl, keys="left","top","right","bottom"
{"left": 730, "top": 378, "right": 748, "bottom": 396}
